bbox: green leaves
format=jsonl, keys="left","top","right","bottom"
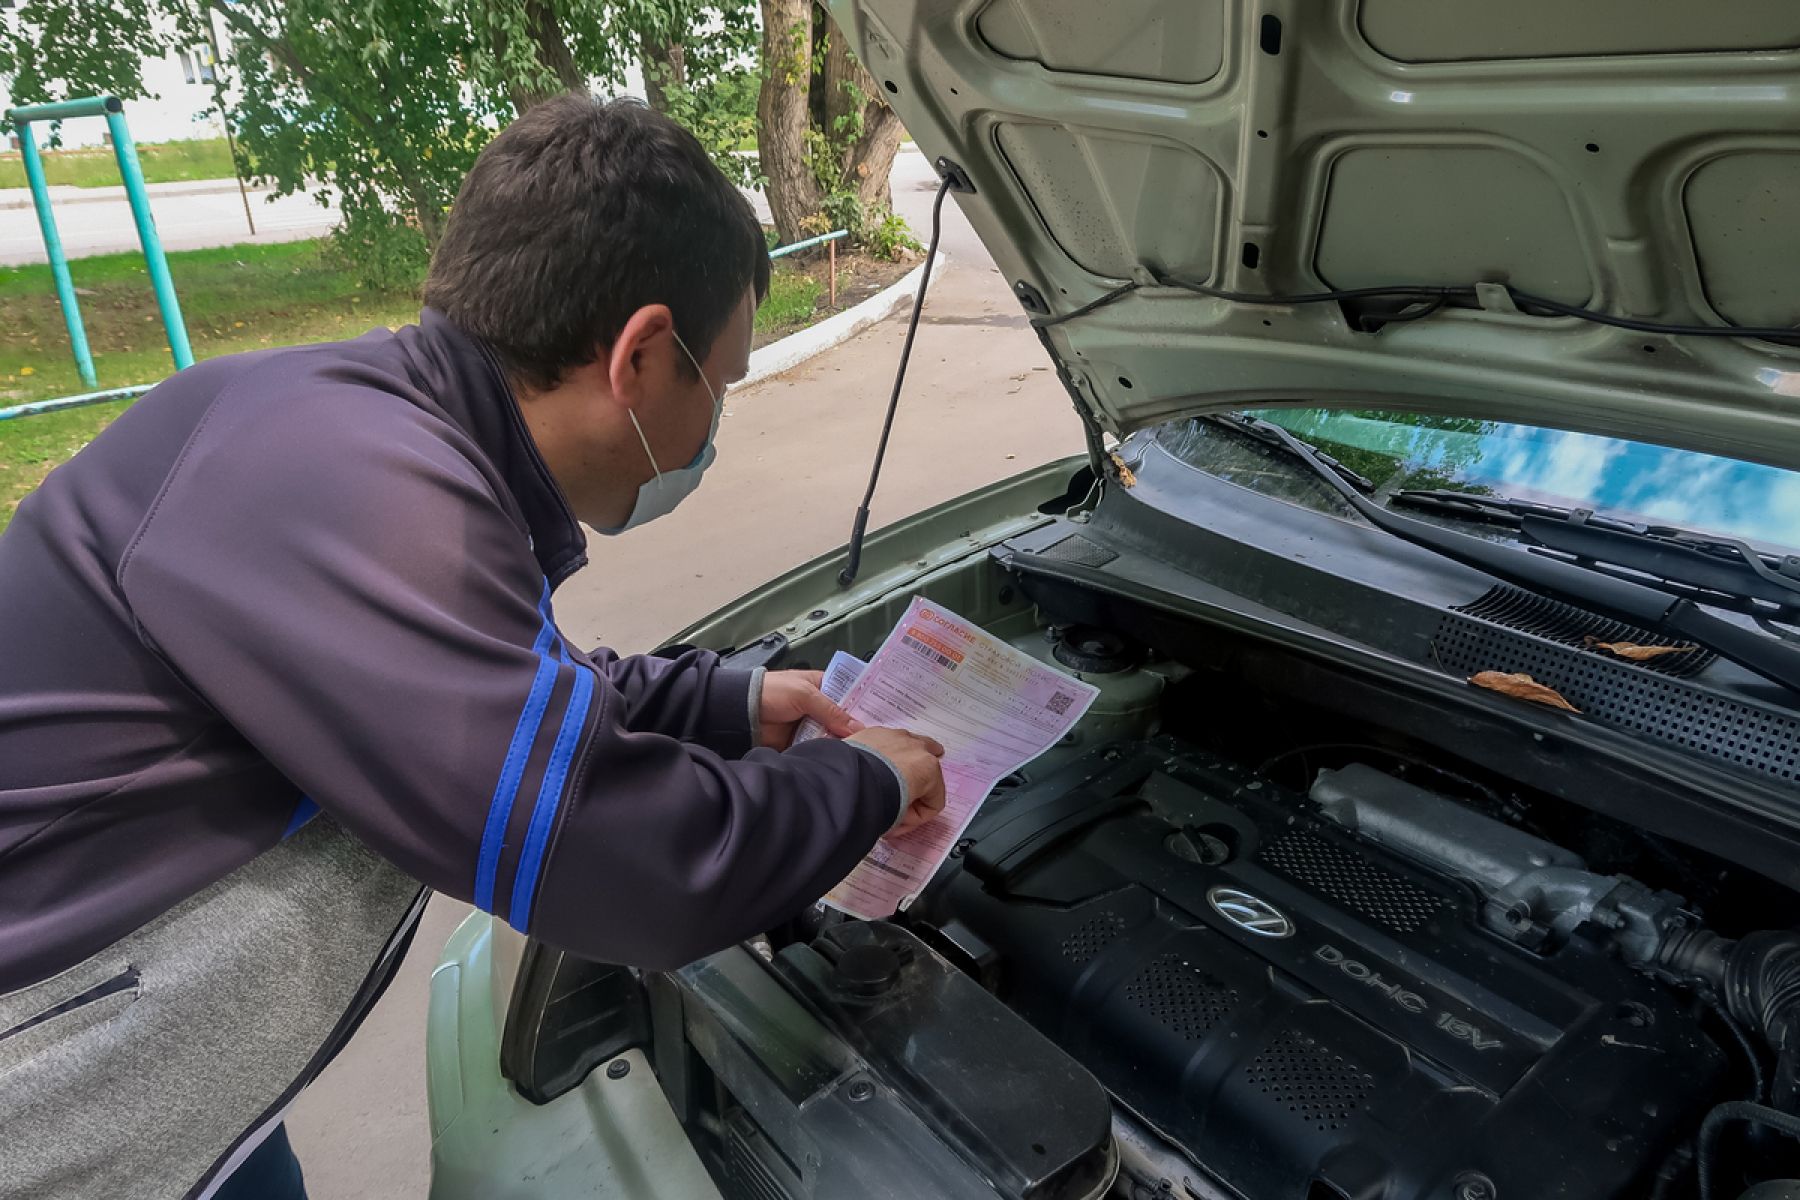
{"left": 0, "top": 0, "right": 169, "bottom": 139}
{"left": 4, "top": 0, "right": 764, "bottom": 289}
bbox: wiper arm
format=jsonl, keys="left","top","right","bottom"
{"left": 1395, "top": 490, "right": 1800, "bottom": 614}
{"left": 1205, "top": 413, "right": 1375, "bottom": 493}
{"left": 1228, "top": 416, "right": 1800, "bottom": 697}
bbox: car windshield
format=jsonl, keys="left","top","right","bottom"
{"left": 1153, "top": 408, "right": 1800, "bottom": 556}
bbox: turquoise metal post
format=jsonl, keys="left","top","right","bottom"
{"left": 12, "top": 121, "right": 98, "bottom": 389}
{"left": 104, "top": 101, "right": 193, "bottom": 369}
{"left": 767, "top": 229, "right": 847, "bottom": 260}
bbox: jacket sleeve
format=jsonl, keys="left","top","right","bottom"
{"left": 119, "top": 383, "right": 899, "bottom": 969}
{"left": 582, "top": 645, "right": 765, "bottom": 757}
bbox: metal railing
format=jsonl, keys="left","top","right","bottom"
{"left": 0, "top": 95, "right": 191, "bottom": 423}
{"left": 769, "top": 228, "right": 847, "bottom": 307}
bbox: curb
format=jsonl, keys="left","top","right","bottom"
{"left": 738, "top": 251, "right": 943, "bottom": 392}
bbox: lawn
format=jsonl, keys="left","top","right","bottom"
{"left": 753, "top": 268, "right": 822, "bottom": 338}
{"left": 0, "top": 239, "right": 845, "bottom": 532}
{"left": 0, "top": 238, "right": 418, "bottom": 531}
{"left": 0, "top": 137, "right": 241, "bottom": 190}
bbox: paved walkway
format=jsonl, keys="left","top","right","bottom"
{"left": 282, "top": 194, "right": 1082, "bottom": 1197}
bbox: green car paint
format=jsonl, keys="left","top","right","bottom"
{"left": 427, "top": 911, "right": 724, "bottom": 1199}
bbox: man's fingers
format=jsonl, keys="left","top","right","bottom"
{"left": 913, "top": 733, "right": 946, "bottom": 757}
{"left": 798, "top": 685, "right": 860, "bottom": 737}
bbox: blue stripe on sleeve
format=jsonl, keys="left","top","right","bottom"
{"left": 507, "top": 662, "right": 596, "bottom": 931}
{"left": 473, "top": 583, "right": 559, "bottom": 915}
{"left": 282, "top": 795, "right": 321, "bottom": 839}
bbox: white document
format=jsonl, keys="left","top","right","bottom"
{"left": 823, "top": 597, "right": 1098, "bottom": 919}
{"left": 791, "top": 650, "right": 867, "bottom": 744}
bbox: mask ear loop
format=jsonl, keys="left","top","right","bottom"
{"left": 627, "top": 410, "right": 663, "bottom": 486}
{"left": 672, "top": 331, "right": 720, "bottom": 412}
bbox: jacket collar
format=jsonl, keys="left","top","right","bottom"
{"left": 398, "top": 308, "right": 588, "bottom": 587}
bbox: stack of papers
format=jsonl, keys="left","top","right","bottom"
{"left": 796, "top": 596, "right": 1098, "bottom": 919}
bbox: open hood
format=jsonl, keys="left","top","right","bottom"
{"left": 827, "top": 0, "right": 1800, "bottom": 471}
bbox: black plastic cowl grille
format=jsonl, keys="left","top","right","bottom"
{"left": 1433, "top": 594, "right": 1799, "bottom": 783}
{"left": 1453, "top": 585, "right": 1716, "bottom": 677}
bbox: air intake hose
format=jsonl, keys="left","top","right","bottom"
{"left": 1665, "top": 930, "right": 1800, "bottom": 1109}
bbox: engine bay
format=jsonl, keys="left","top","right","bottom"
{"left": 924, "top": 737, "right": 1721, "bottom": 1199}
{"left": 653, "top": 609, "right": 1800, "bottom": 1200}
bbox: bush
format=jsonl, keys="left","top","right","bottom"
{"left": 863, "top": 207, "right": 921, "bottom": 261}
{"left": 323, "top": 210, "right": 430, "bottom": 294}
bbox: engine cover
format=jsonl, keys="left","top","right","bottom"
{"left": 921, "top": 739, "right": 1725, "bottom": 1200}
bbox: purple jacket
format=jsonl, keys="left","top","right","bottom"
{"left": 0, "top": 309, "right": 900, "bottom": 992}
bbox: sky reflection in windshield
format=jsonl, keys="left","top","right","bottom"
{"left": 1255, "top": 410, "right": 1800, "bottom": 554}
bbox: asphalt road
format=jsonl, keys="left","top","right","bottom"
{"left": 0, "top": 181, "right": 341, "bottom": 265}
{"left": 0, "top": 149, "right": 950, "bottom": 266}
{"left": 282, "top": 167, "right": 1083, "bottom": 1196}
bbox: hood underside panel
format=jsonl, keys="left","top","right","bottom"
{"left": 831, "top": 0, "right": 1800, "bottom": 469}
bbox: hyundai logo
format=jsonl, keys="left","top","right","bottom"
{"left": 1207, "top": 886, "right": 1295, "bottom": 938}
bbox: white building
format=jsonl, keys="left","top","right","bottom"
{"left": 0, "top": 12, "right": 231, "bottom": 149}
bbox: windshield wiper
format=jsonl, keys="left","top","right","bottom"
{"left": 1205, "top": 413, "right": 1376, "bottom": 493}
{"left": 1394, "top": 490, "right": 1800, "bottom": 615}
{"left": 1213, "top": 415, "right": 1800, "bottom": 697}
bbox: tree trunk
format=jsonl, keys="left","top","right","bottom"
{"left": 508, "top": 0, "right": 586, "bottom": 113}
{"left": 756, "top": 0, "right": 822, "bottom": 244}
{"left": 823, "top": 13, "right": 901, "bottom": 212}
{"left": 639, "top": 31, "right": 687, "bottom": 114}
{"left": 411, "top": 183, "right": 447, "bottom": 248}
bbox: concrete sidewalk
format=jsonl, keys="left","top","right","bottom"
{"left": 283, "top": 248, "right": 1082, "bottom": 1197}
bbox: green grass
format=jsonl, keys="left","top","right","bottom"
{"left": 0, "top": 137, "right": 241, "bottom": 190}
{"left": 754, "top": 267, "right": 822, "bottom": 336}
{"left": 0, "top": 238, "right": 418, "bottom": 531}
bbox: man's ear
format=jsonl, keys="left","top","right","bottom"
{"left": 606, "top": 304, "right": 676, "bottom": 411}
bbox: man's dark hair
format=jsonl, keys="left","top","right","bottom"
{"left": 425, "top": 96, "right": 770, "bottom": 390}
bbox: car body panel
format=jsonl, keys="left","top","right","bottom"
{"left": 426, "top": 912, "right": 722, "bottom": 1200}
{"left": 825, "top": 0, "right": 1800, "bottom": 470}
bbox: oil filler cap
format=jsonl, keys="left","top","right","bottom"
{"left": 834, "top": 943, "right": 902, "bottom": 996}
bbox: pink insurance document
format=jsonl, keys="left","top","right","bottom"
{"left": 820, "top": 596, "right": 1098, "bottom": 919}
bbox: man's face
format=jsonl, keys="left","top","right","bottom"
{"left": 631, "top": 288, "right": 755, "bottom": 481}
{"left": 523, "top": 287, "right": 758, "bottom": 533}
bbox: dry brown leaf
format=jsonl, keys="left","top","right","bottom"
{"left": 1109, "top": 452, "right": 1137, "bottom": 488}
{"left": 1469, "top": 671, "right": 1581, "bottom": 713}
{"left": 1581, "top": 636, "right": 1700, "bottom": 662}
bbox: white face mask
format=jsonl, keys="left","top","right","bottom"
{"left": 601, "top": 331, "right": 721, "bottom": 534}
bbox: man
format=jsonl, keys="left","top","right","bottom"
{"left": 0, "top": 96, "right": 946, "bottom": 1199}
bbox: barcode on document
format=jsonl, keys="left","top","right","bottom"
{"left": 862, "top": 856, "right": 911, "bottom": 880}
{"left": 901, "top": 634, "right": 957, "bottom": 671}
{"left": 1045, "top": 690, "right": 1075, "bottom": 716}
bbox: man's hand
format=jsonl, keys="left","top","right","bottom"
{"left": 848, "top": 727, "right": 947, "bottom": 835}
{"left": 757, "top": 669, "right": 861, "bottom": 750}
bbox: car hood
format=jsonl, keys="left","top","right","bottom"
{"left": 827, "top": 0, "right": 1800, "bottom": 471}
